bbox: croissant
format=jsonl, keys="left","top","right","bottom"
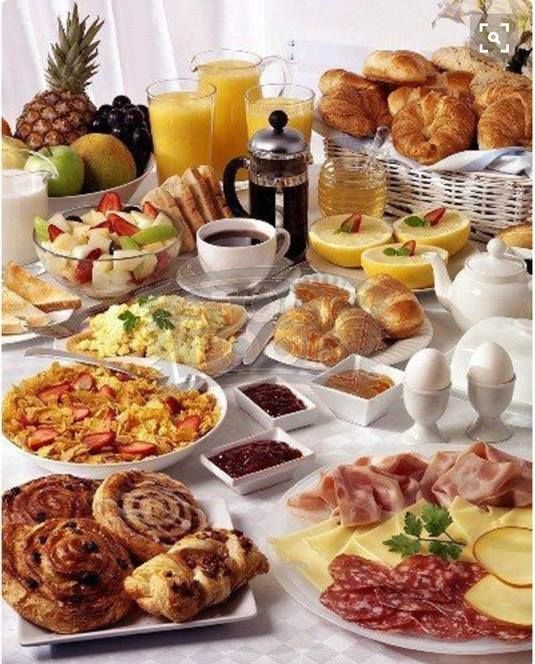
{"left": 319, "top": 85, "right": 391, "bottom": 138}
{"left": 478, "top": 87, "right": 532, "bottom": 149}
{"left": 357, "top": 274, "right": 425, "bottom": 339}
{"left": 392, "top": 90, "right": 476, "bottom": 164}
{"left": 124, "top": 528, "right": 269, "bottom": 623}
{"left": 274, "top": 296, "right": 386, "bottom": 366}
{"left": 472, "top": 74, "right": 531, "bottom": 115}
{"left": 388, "top": 72, "right": 474, "bottom": 116}
{"left": 363, "top": 50, "right": 436, "bottom": 84}
{"left": 319, "top": 68, "right": 382, "bottom": 94}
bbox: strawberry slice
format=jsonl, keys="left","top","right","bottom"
{"left": 93, "top": 219, "right": 111, "bottom": 230}
{"left": 179, "top": 415, "right": 201, "bottom": 431}
{"left": 19, "top": 413, "right": 38, "bottom": 426}
{"left": 423, "top": 207, "right": 446, "bottom": 226}
{"left": 72, "top": 373, "right": 95, "bottom": 391}
{"left": 71, "top": 404, "right": 90, "bottom": 422}
{"left": 165, "top": 396, "right": 182, "bottom": 415}
{"left": 48, "top": 224, "right": 63, "bottom": 242}
{"left": 28, "top": 427, "right": 58, "bottom": 450}
{"left": 400, "top": 240, "right": 417, "bottom": 256}
{"left": 83, "top": 431, "right": 116, "bottom": 453}
{"left": 98, "top": 385, "right": 116, "bottom": 399}
{"left": 74, "top": 248, "right": 102, "bottom": 284}
{"left": 337, "top": 213, "right": 362, "bottom": 234}
{"left": 119, "top": 442, "right": 157, "bottom": 457}
{"left": 97, "top": 192, "right": 122, "bottom": 213}
{"left": 108, "top": 213, "right": 138, "bottom": 236}
{"left": 143, "top": 201, "right": 158, "bottom": 219}
{"left": 37, "top": 382, "right": 72, "bottom": 403}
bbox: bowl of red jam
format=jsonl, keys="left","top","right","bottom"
{"left": 200, "top": 427, "right": 315, "bottom": 495}
{"left": 235, "top": 378, "right": 318, "bottom": 430}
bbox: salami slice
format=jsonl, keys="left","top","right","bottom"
{"left": 464, "top": 607, "right": 532, "bottom": 641}
{"left": 416, "top": 611, "right": 480, "bottom": 640}
{"left": 441, "top": 561, "right": 487, "bottom": 601}
{"left": 320, "top": 584, "right": 393, "bottom": 623}
{"left": 328, "top": 554, "right": 392, "bottom": 590}
{"left": 391, "top": 554, "right": 449, "bottom": 600}
{"left": 358, "top": 610, "right": 420, "bottom": 632}
{"left": 373, "top": 587, "right": 435, "bottom": 613}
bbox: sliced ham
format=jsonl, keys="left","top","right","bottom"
{"left": 287, "top": 472, "right": 336, "bottom": 520}
{"left": 419, "top": 451, "right": 459, "bottom": 502}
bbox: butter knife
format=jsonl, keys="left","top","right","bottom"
{"left": 242, "top": 316, "right": 280, "bottom": 366}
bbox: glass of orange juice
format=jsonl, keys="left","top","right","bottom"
{"left": 245, "top": 84, "right": 315, "bottom": 143}
{"left": 191, "top": 49, "right": 289, "bottom": 180}
{"left": 147, "top": 78, "right": 216, "bottom": 183}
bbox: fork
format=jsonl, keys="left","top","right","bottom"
{"left": 224, "top": 260, "right": 306, "bottom": 298}
{"left": 30, "top": 278, "right": 180, "bottom": 339}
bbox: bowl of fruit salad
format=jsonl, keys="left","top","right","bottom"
{"left": 33, "top": 192, "right": 181, "bottom": 300}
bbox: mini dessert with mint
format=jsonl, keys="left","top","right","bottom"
{"left": 33, "top": 192, "right": 181, "bottom": 298}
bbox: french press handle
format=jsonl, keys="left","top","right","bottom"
{"left": 223, "top": 157, "right": 250, "bottom": 218}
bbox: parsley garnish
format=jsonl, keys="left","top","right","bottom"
{"left": 152, "top": 308, "right": 175, "bottom": 330}
{"left": 404, "top": 215, "right": 427, "bottom": 228}
{"left": 118, "top": 310, "right": 140, "bottom": 332}
{"left": 383, "top": 246, "right": 412, "bottom": 257}
{"left": 383, "top": 504, "right": 466, "bottom": 561}
{"left": 137, "top": 295, "right": 154, "bottom": 306}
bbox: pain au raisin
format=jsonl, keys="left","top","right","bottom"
{"left": 78, "top": 571, "right": 100, "bottom": 587}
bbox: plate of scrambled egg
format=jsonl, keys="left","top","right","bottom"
{"left": 62, "top": 295, "right": 248, "bottom": 376}
{"left": 2, "top": 359, "right": 227, "bottom": 479}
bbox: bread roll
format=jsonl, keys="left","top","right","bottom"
{"left": 319, "top": 85, "right": 391, "bottom": 137}
{"left": 357, "top": 274, "right": 425, "bottom": 339}
{"left": 431, "top": 47, "right": 502, "bottom": 75}
{"left": 497, "top": 223, "right": 532, "bottom": 249}
{"left": 477, "top": 87, "right": 532, "bottom": 149}
{"left": 392, "top": 90, "right": 476, "bottom": 164}
{"left": 363, "top": 50, "right": 435, "bottom": 84}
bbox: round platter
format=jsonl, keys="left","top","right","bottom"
{"left": 2, "top": 358, "right": 227, "bottom": 480}
{"left": 306, "top": 241, "right": 479, "bottom": 294}
{"left": 246, "top": 297, "right": 433, "bottom": 368}
{"left": 266, "top": 444, "right": 532, "bottom": 656}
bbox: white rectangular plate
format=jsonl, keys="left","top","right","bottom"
{"left": 18, "top": 498, "right": 257, "bottom": 646}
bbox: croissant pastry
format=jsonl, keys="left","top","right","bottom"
{"left": 477, "top": 87, "right": 532, "bottom": 149}
{"left": 319, "top": 68, "right": 383, "bottom": 95}
{"left": 319, "top": 85, "right": 391, "bottom": 138}
{"left": 392, "top": 90, "right": 476, "bottom": 164}
{"left": 2, "top": 474, "right": 98, "bottom": 533}
{"left": 2, "top": 517, "right": 133, "bottom": 633}
{"left": 274, "top": 297, "right": 386, "bottom": 365}
{"left": 93, "top": 470, "right": 208, "bottom": 562}
{"left": 124, "top": 528, "right": 269, "bottom": 623}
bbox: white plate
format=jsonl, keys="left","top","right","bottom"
{"left": 306, "top": 241, "right": 479, "bottom": 294}
{"left": 2, "top": 358, "right": 228, "bottom": 479}
{"left": 17, "top": 497, "right": 257, "bottom": 646}
{"left": 1, "top": 308, "right": 75, "bottom": 345}
{"left": 176, "top": 256, "right": 301, "bottom": 304}
{"left": 246, "top": 297, "right": 433, "bottom": 368}
{"left": 266, "top": 443, "right": 531, "bottom": 656}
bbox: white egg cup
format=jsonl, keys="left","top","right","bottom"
{"left": 466, "top": 373, "right": 516, "bottom": 442}
{"left": 402, "top": 383, "right": 451, "bottom": 445}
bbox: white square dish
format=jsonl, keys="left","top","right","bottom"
{"left": 310, "top": 354, "right": 404, "bottom": 426}
{"left": 200, "top": 427, "right": 315, "bottom": 495}
{"left": 17, "top": 498, "right": 257, "bottom": 647}
{"left": 235, "top": 377, "right": 318, "bottom": 430}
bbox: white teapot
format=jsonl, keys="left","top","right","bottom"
{"left": 427, "top": 239, "right": 532, "bottom": 332}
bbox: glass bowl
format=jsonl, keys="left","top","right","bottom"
{"left": 34, "top": 204, "right": 181, "bottom": 300}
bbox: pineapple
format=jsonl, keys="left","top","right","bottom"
{"left": 15, "top": 3, "right": 103, "bottom": 150}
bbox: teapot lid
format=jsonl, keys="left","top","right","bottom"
{"left": 466, "top": 238, "right": 527, "bottom": 283}
{"left": 249, "top": 110, "right": 308, "bottom": 159}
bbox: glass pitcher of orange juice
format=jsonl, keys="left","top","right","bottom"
{"left": 147, "top": 78, "right": 216, "bottom": 183}
{"left": 191, "top": 49, "right": 290, "bottom": 180}
{"left": 246, "top": 84, "right": 315, "bottom": 143}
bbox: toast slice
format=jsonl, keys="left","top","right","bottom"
{"left": 5, "top": 262, "right": 81, "bottom": 313}
{"left": 161, "top": 175, "right": 206, "bottom": 236}
{"left": 183, "top": 167, "right": 221, "bottom": 222}
{"left": 141, "top": 187, "right": 195, "bottom": 253}
{"left": 198, "top": 165, "right": 232, "bottom": 218}
{"left": 2, "top": 286, "right": 49, "bottom": 334}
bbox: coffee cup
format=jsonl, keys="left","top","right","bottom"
{"left": 197, "top": 218, "right": 290, "bottom": 291}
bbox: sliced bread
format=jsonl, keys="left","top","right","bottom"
{"left": 5, "top": 262, "right": 81, "bottom": 312}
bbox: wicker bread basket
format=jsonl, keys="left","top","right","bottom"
{"left": 323, "top": 138, "right": 532, "bottom": 242}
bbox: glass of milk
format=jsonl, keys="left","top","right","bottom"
{"left": 2, "top": 169, "right": 49, "bottom": 268}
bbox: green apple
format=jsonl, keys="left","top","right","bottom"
{"left": 25, "top": 146, "right": 84, "bottom": 197}
{"left": 131, "top": 224, "right": 178, "bottom": 246}
{"left": 34, "top": 216, "right": 49, "bottom": 243}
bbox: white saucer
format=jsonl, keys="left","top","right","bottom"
{"left": 306, "top": 241, "right": 479, "bottom": 294}
{"left": 175, "top": 256, "right": 301, "bottom": 304}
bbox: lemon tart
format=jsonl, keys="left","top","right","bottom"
{"left": 393, "top": 207, "right": 470, "bottom": 256}
{"left": 361, "top": 242, "right": 449, "bottom": 289}
{"left": 308, "top": 214, "right": 393, "bottom": 267}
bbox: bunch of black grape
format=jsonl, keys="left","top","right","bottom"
{"left": 91, "top": 95, "right": 153, "bottom": 176}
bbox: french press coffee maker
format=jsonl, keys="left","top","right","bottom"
{"left": 223, "top": 110, "right": 311, "bottom": 261}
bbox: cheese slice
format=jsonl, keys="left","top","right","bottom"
{"left": 493, "top": 507, "right": 532, "bottom": 530}
{"left": 339, "top": 533, "right": 381, "bottom": 560}
{"left": 270, "top": 517, "right": 339, "bottom": 560}
{"left": 305, "top": 523, "right": 376, "bottom": 561}
{"left": 465, "top": 575, "right": 532, "bottom": 627}
{"left": 450, "top": 497, "right": 510, "bottom": 544}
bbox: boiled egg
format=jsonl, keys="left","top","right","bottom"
{"left": 405, "top": 348, "right": 451, "bottom": 392}
{"left": 468, "top": 342, "right": 514, "bottom": 385}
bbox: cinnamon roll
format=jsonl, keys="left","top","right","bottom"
{"left": 2, "top": 518, "right": 133, "bottom": 633}
{"left": 92, "top": 470, "right": 207, "bottom": 561}
{"left": 2, "top": 475, "right": 99, "bottom": 533}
